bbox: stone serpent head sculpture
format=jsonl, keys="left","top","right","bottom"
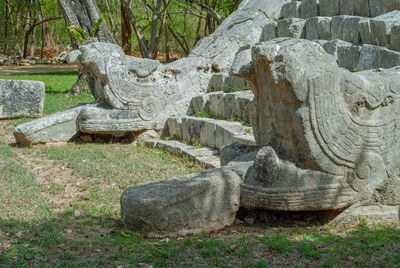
{"left": 233, "top": 38, "right": 400, "bottom": 211}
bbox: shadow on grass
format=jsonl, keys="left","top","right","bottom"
{"left": 1, "top": 209, "right": 399, "bottom": 267}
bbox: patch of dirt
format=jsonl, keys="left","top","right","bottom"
{"left": 0, "top": 120, "right": 16, "bottom": 144}
{"left": 0, "top": 64, "right": 78, "bottom": 75}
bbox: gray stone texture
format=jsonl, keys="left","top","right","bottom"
{"left": 280, "top": 1, "right": 302, "bottom": 19}
{"left": 390, "top": 24, "right": 400, "bottom": 50}
{"left": 320, "top": 0, "right": 339, "bottom": 16}
{"left": 301, "top": 0, "right": 320, "bottom": 18}
{"left": 120, "top": 168, "right": 241, "bottom": 237}
{"left": 331, "top": 16, "right": 362, "bottom": 43}
{"left": 370, "top": 11, "right": 400, "bottom": 47}
{"left": 358, "top": 18, "right": 374, "bottom": 44}
{"left": 357, "top": 45, "right": 400, "bottom": 69}
{"left": 232, "top": 38, "right": 400, "bottom": 211}
{"left": 0, "top": 80, "right": 45, "bottom": 119}
{"left": 339, "top": 0, "right": 355, "bottom": 15}
{"left": 354, "top": 0, "right": 371, "bottom": 17}
{"left": 260, "top": 22, "right": 278, "bottom": 41}
{"left": 306, "top": 17, "right": 332, "bottom": 40}
{"left": 278, "top": 18, "right": 306, "bottom": 38}
{"left": 369, "top": 0, "right": 400, "bottom": 17}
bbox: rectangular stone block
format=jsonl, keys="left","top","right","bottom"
{"left": 260, "top": 22, "right": 278, "bottom": 41}
{"left": 390, "top": 24, "right": 400, "bottom": 51}
{"left": 278, "top": 18, "right": 306, "bottom": 38}
{"left": 167, "top": 117, "right": 183, "bottom": 139}
{"left": 342, "top": 16, "right": 363, "bottom": 44}
{"left": 357, "top": 44, "right": 400, "bottom": 70}
{"left": 181, "top": 117, "right": 216, "bottom": 148}
{"left": 339, "top": 0, "right": 355, "bottom": 15}
{"left": 337, "top": 45, "right": 361, "bottom": 70}
{"left": 330, "top": 15, "right": 346, "bottom": 39}
{"left": 318, "top": 17, "right": 332, "bottom": 39}
{"left": 306, "top": 17, "right": 320, "bottom": 40}
{"left": 370, "top": 11, "right": 400, "bottom": 47}
{"left": 209, "top": 92, "right": 225, "bottom": 118}
{"left": 319, "top": 0, "right": 339, "bottom": 16}
{"left": 306, "top": 17, "right": 332, "bottom": 40}
{"left": 0, "top": 79, "right": 45, "bottom": 119}
{"left": 358, "top": 19, "right": 373, "bottom": 44}
{"left": 301, "top": 0, "right": 320, "bottom": 18}
{"left": 280, "top": 1, "right": 302, "bottom": 19}
{"left": 354, "top": 0, "right": 371, "bottom": 17}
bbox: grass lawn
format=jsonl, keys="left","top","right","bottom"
{"left": 0, "top": 73, "right": 399, "bottom": 267}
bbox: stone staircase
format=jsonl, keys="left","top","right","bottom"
{"left": 145, "top": 91, "right": 255, "bottom": 168}
{"left": 262, "top": 1, "right": 400, "bottom": 71}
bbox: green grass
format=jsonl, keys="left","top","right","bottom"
{"left": 0, "top": 73, "right": 400, "bottom": 266}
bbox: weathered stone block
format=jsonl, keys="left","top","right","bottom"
{"left": 319, "top": 0, "right": 339, "bottom": 16}
{"left": 357, "top": 44, "right": 400, "bottom": 69}
{"left": 358, "top": 18, "right": 374, "bottom": 44}
{"left": 260, "top": 22, "right": 278, "bottom": 41}
{"left": 167, "top": 117, "right": 183, "bottom": 139}
{"left": 278, "top": 18, "right": 306, "bottom": 38}
{"left": 306, "top": 17, "right": 332, "bottom": 40}
{"left": 0, "top": 80, "right": 45, "bottom": 119}
{"left": 181, "top": 117, "right": 216, "bottom": 147}
{"left": 337, "top": 45, "right": 361, "bottom": 70}
{"left": 330, "top": 15, "right": 346, "bottom": 39}
{"left": 14, "top": 106, "right": 81, "bottom": 145}
{"left": 301, "top": 0, "right": 320, "bottom": 18}
{"left": 215, "top": 121, "right": 245, "bottom": 149}
{"left": 306, "top": 17, "right": 320, "bottom": 40}
{"left": 354, "top": 0, "right": 371, "bottom": 17}
{"left": 390, "top": 24, "right": 400, "bottom": 50}
{"left": 339, "top": 0, "right": 355, "bottom": 15}
{"left": 370, "top": 10, "right": 400, "bottom": 47}
{"left": 342, "top": 16, "right": 363, "bottom": 44}
{"left": 280, "top": 1, "right": 302, "bottom": 19}
{"left": 120, "top": 168, "right": 241, "bottom": 237}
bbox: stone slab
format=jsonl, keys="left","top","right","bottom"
{"left": 370, "top": 10, "right": 400, "bottom": 47}
{"left": 301, "top": 0, "right": 320, "bottom": 18}
{"left": 278, "top": 18, "right": 306, "bottom": 38}
{"left": 280, "top": 1, "right": 302, "bottom": 19}
{"left": 14, "top": 105, "right": 82, "bottom": 145}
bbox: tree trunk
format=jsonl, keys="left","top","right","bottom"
{"left": 58, "top": 0, "right": 116, "bottom": 95}
{"left": 121, "top": 1, "right": 132, "bottom": 55}
{"left": 58, "top": 0, "right": 116, "bottom": 48}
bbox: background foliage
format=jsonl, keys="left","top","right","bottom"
{"left": 0, "top": 0, "right": 242, "bottom": 60}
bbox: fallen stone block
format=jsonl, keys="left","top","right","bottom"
{"left": 14, "top": 106, "right": 82, "bottom": 145}
{"left": 0, "top": 79, "right": 45, "bottom": 119}
{"left": 120, "top": 168, "right": 241, "bottom": 237}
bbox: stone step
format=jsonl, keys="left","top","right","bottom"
{"left": 313, "top": 39, "right": 400, "bottom": 71}
{"left": 281, "top": 0, "right": 400, "bottom": 19}
{"left": 263, "top": 11, "right": 400, "bottom": 52}
{"left": 188, "top": 91, "right": 253, "bottom": 123}
{"left": 207, "top": 72, "right": 249, "bottom": 92}
{"left": 145, "top": 139, "right": 221, "bottom": 168}
{"left": 166, "top": 116, "right": 256, "bottom": 150}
